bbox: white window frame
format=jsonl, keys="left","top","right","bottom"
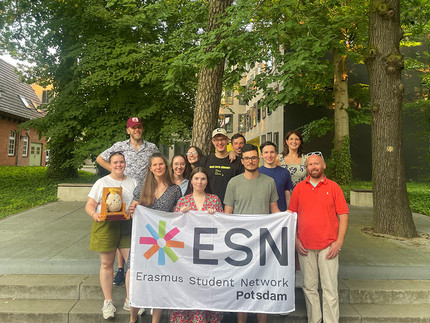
{"left": 22, "top": 135, "right": 29, "bottom": 157}
{"left": 8, "top": 130, "right": 16, "bottom": 156}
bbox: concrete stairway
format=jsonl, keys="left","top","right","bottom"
{"left": 0, "top": 275, "right": 429, "bottom": 322}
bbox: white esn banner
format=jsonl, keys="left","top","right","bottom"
{"left": 129, "top": 206, "right": 297, "bottom": 314}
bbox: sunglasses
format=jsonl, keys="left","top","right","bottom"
{"left": 306, "top": 151, "right": 324, "bottom": 160}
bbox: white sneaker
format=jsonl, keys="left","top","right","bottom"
{"left": 102, "top": 299, "right": 116, "bottom": 319}
{"left": 124, "top": 298, "right": 145, "bottom": 315}
{"left": 123, "top": 298, "right": 130, "bottom": 311}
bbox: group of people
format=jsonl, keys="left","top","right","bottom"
{"left": 86, "top": 116, "right": 349, "bottom": 323}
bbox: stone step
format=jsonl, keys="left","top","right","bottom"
{"left": 1, "top": 274, "right": 429, "bottom": 305}
{"left": 1, "top": 300, "right": 430, "bottom": 323}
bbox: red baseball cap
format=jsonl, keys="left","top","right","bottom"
{"left": 127, "top": 117, "right": 142, "bottom": 128}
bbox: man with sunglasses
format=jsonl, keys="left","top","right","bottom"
{"left": 288, "top": 152, "right": 349, "bottom": 323}
{"left": 96, "top": 117, "right": 159, "bottom": 290}
{"left": 224, "top": 144, "right": 280, "bottom": 323}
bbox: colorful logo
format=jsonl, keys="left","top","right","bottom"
{"left": 140, "top": 221, "right": 184, "bottom": 265}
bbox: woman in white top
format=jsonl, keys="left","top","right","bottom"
{"left": 85, "top": 152, "right": 137, "bottom": 320}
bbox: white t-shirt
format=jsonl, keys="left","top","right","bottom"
{"left": 88, "top": 175, "right": 138, "bottom": 213}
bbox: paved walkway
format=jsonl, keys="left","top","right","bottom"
{"left": 1, "top": 202, "right": 429, "bottom": 279}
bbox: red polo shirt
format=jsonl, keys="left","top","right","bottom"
{"left": 289, "top": 175, "right": 349, "bottom": 250}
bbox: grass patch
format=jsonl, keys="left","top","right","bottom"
{"left": 0, "top": 166, "right": 99, "bottom": 219}
{"left": 341, "top": 180, "right": 430, "bottom": 216}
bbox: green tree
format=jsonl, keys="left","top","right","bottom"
{"left": 1, "top": 0, "right": 199, "bottom": 179}
{"left": 224, "top": 0, "right": 370, "bottom": 184}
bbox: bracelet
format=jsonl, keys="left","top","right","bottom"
{"left": 91, "top": 211, "right": 96, "bottom": 218}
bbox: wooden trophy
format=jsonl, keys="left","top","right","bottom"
{"left": 100, "top": 187, "right": 130, "bottom": 221}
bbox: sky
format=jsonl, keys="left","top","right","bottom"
{"left": 0, "top": 54, "right": 20, "bottom": 67}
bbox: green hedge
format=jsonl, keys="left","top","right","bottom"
{"left": 0, "top": 166, "right": 99, "bottom": 219}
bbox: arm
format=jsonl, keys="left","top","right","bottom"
{"left": 85, "top": 197, "right": 101, "bottom": 222}
{"left": 285, "top": 190, "right": 291, "bottom": 209}
{"left": 326, "top": 213, "right": 349, "bottom": 259}
{"left": 96, "top": 154, "right": 111, "bottom": 172}
{"left": 270, "top": 201, "right": 280, "bottom": 214}
{"left": 228, "top": 150, "right": 238, "bottom": 162}
{"left": 224, "top": 205, "right": 233, "bottom": 214}
{"left": 295, "top": 231, "right": 308, "bottom": 256}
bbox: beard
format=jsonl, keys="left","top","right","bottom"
{"left": 309, "top": 169, "right": 323, "bottom": 178}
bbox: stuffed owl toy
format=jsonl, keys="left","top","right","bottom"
{"left": 106, "top": 192, "right": 122, "bottom": 212}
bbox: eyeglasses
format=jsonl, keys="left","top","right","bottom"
{"left": 186, "top": 151, "right": 197, "bottom": 156}
{"left": 306, "top": 151, "right": 324, "bottom": 160}
{"left": 242, "top": 156, "right": 259, "bottom": 162}
{"left": 212, "top": 138, "right": 228, "bottom": 142}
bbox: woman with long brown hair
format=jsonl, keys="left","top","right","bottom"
{"left": 126, "top": 152, "right": 182, "bottom": 323}
{"left": 170, "top": 154, "right": 191, "bottom": 195}
{"left": 170, "top": 166, "right": 223, "bottom": 323}
{"left": 277, "top": 130, "right": 307, "bottom": 188}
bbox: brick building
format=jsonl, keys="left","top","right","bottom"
{"left": 0, "top": 59, "right": 47, "bottom": 166}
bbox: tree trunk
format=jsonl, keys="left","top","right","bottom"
{"left": 366, "top": 0, "right": 417, "bottom": 237}
{"left": 333, "top": 50, "right": 349, "bottom": 151}
{"left": 191, "top": 0, "right": 233, "bottom": 154}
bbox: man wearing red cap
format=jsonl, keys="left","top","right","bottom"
{"left": 96, "top": 117, "right": 159, "bottom": 289}
{"left": 97, "top": 117, "right": 159, "bottom": 182}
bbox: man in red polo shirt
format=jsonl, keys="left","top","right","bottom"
{"left": 288, "top": 152, "right": 349, "bottom": 323}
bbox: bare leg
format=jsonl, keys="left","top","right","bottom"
{"left": 237, "top": 312, "right": 247, "bottom": 323}
{"left": 99, "top": 251, "right": 116, "bottom": 300}
{"left": 126, "top": 268, "right": 139, "bottom": 322}
{"left": 130, "top": 307, "right": 139, "bottom": 322}
{"left": 119, "top": 248, "right": 130, "bottom": 298}
{"left": 152, "top": 309, "right": 163, "bottom": 323}
{"left": 117, "top": 248, "right": 125, "bottom": 269}
{"left": 257, "top": 314, "right": 267, "bottom": 323}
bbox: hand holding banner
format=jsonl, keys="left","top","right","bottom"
{"left": 129, "top": 206, "right": 297, "bottom": 314}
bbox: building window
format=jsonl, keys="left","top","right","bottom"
{"left": 45, "top": 150, "right": 50, "bottom": 164}
{"left": 261, "top": 134, "right": 266, "bottom": 143}
{"left": 267, "top": 132, "right": 272, "bottom": 142}
{"left": 273, "top": 132, "right": 279, "bottom": 151}
{"left": 224, "top": 91, "right": 234, "bottom": 105}
{"left": 22, "top": 136, "right": 29, "bottom": 157}
{"left": 19, "top": 95, "right": 32, "bottom": 109}
{"left": 251, "top": 107, "right": 257, "bottom": 127}
{"left": 257, "top": 107, "right": 261, "bottom": 123}
{"left": 8, "top": 131, "right": 16, "bottom": 156}
{"left": 42, "top": 90, "right": 52, "bottom": 104}
{"left": 238, "top": 114, "right": 246, "bottom": 133}
{"left": 219, "top": 114, "right": 233, "bottom": 133}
